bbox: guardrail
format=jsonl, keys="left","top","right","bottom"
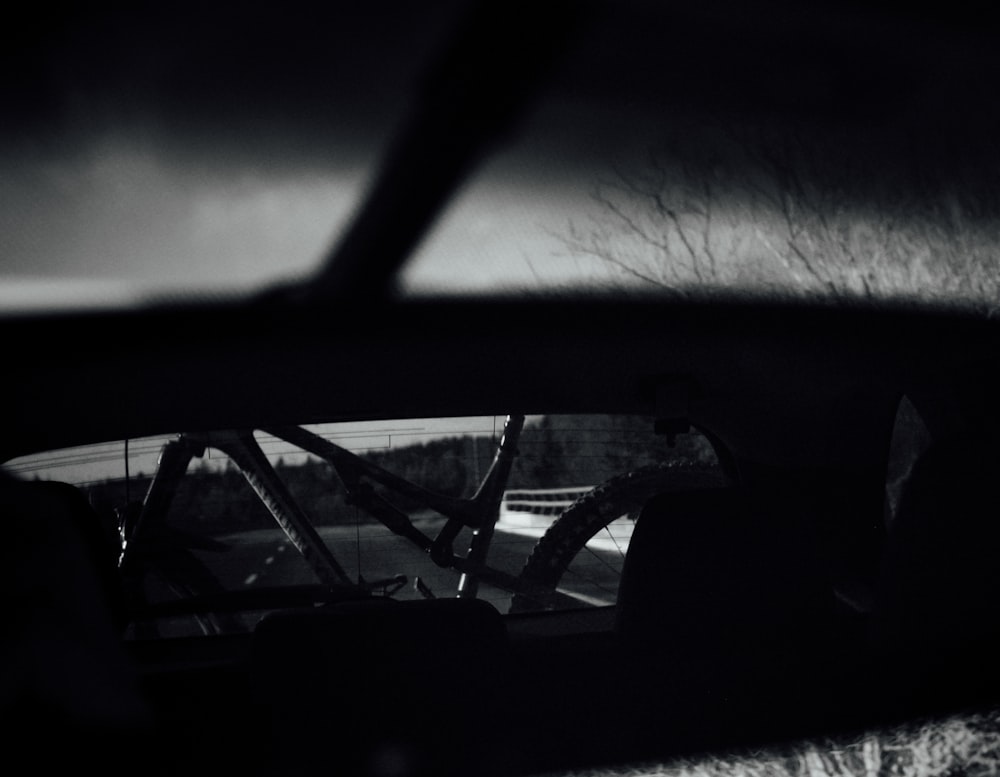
{"left": 499, "top": 486, "right": 593, "bottom": 525}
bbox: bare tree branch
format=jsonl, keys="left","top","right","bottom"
{"left": 558, "top": 118, "right": 1000, "bottom": 310}
{"left": 591, "top": 187, "right": 671, "bottom": 256}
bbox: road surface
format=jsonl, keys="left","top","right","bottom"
{"left": 136, "top": 515, "right": 634, "bottom": 636}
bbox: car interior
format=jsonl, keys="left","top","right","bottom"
{"left": 3, "top": 1, "right": 1000, "bottom": 775}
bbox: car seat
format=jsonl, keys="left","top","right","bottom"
{"left": 613, "top": 477, "right": 876, "bottom": 754}
{"left": 251, "top": 596, "right": 511, "bottom": 777}
{"left": 0, "top": 475, "right": 152, "bottom": 771}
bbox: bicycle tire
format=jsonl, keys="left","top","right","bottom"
{"left": 510, "top": 462, "right": 729, "bottom": 612}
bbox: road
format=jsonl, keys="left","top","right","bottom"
{"left": 175, "top": 514, "right": 633, "bottom": 617}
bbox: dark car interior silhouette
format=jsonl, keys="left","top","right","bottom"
{"left": 4, "top": 1, "right": 1000, "bottom": 775}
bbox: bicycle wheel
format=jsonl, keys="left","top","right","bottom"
{"left": 510, "top": 463, "right": 729, "bottom": 612}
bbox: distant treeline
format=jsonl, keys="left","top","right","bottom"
{"left": 85, "top": 415, "right": 716, "bottom": 536}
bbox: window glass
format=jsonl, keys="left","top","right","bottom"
{"left": 6, "top": 4, "right": 999, "bottom": 314}
{"left": 4, "top": 415, "right": 720, "bottom": 637}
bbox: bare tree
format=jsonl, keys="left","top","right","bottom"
{"left": 565, "top": 120, "right": 1000, "bottom": 314}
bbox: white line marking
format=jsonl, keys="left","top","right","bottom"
{"left": 555, "top": 588, "right": 615, "bottom": 607}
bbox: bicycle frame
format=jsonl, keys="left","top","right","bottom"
{"left": 120, "top": 414, "right": 531, "bottom": 604}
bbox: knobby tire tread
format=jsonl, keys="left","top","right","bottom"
{"left": 511, "top": 462, "right": 728, "bottom": 611}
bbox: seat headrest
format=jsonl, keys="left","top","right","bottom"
{"left": 616, "top": 487, "right": 832, "bottom": 659}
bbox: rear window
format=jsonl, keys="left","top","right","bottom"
{"left": 4, "top": 414, "right": 721, "bottom": 638}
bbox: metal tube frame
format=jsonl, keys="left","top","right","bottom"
{"left": 122, "top": 415, "right": 555, "bottom": 605}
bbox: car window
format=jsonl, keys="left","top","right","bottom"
{"left": 6, "top": 3, "right": 999, "bottom": 315}
{"left": 4, "top": 414, "right": 721, "bottom": 638}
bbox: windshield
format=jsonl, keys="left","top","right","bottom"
{"left": 3, "top": 2, "right": 999, "bottom": 313}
